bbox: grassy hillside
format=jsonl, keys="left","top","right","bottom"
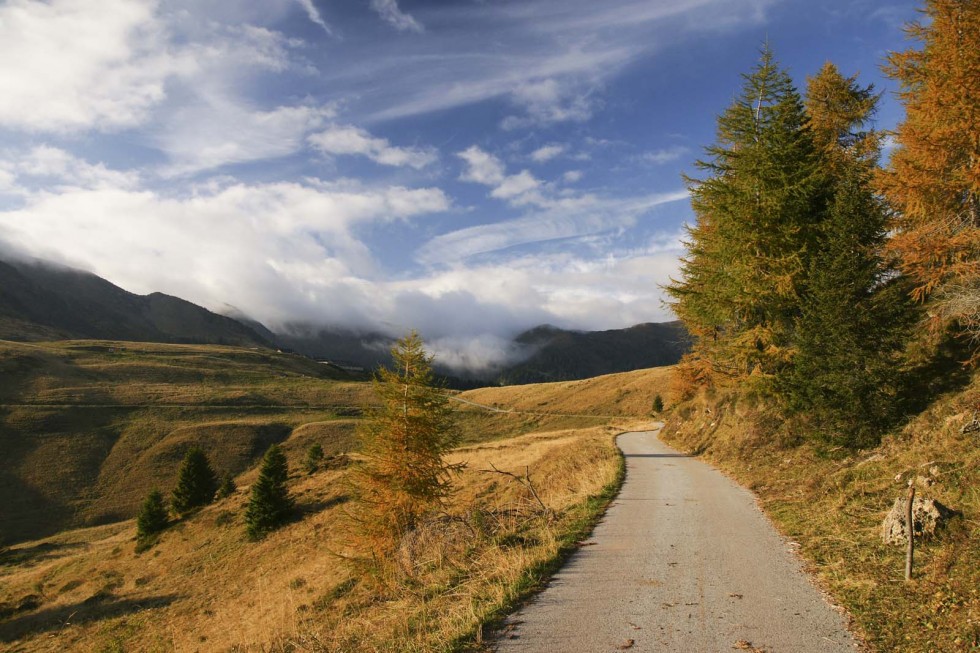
{"left": 0, "top": 362, "right": 676, "bottom": 652}
{"left": 453, "top": 367, "right": 670, "bottom": 444}
{"left": 662, "top": 374, "right": 979, "bottom": 652}
{"left": 0, "top": 340, "right": 372, "bottom": 543}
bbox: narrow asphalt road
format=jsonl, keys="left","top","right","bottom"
{"left": 493, "top": 429, "right": 859, "bottom": 653}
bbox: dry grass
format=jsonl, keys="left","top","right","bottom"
{"left": 0, "top": 339, "right": 373, "bottom": 542}
{"left": 662, "top": 373, "right": 980, "bottom": 652}
{"left": 0, "top": 426, "right": 624, "bottom": 652}
{"left": 0, "top": 361, "right": 681, "bottom": 651}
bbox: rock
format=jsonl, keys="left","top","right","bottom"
{"left": 881, "top": 496, "right": 956, "bottom": 545}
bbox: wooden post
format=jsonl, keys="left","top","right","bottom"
{"left": 905, "top": 484, "right": 915, "bottom": 581}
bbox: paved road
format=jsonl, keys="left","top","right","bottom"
{"left": 493, "top": 430, "right": 858, "bottom": 653}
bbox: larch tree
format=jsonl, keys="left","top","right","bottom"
{"left": 351, "top": 331, "right": 461, "bottom": 568}
{"left": 878, "top": 0, "right": 980, "bottom": 358}
{"left": 666, "top": 46, "right": 827, "bottom": 380}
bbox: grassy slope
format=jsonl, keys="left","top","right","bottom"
{"left": 0, "top": 339, "right": 373, "bottom": 542}
{"left": 0, "top": 364, "right": 676, "bottom": 652}
{"left": 662, "top": 374, "right": 979, "bottom": 652}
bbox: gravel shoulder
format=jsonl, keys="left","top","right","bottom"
{"left": 493, "top": 429, "right": 859, "bottom": 653}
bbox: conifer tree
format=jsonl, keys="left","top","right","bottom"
{"left": 171, "top": 447, "right": 219, "bottom": 516}
{"left": 667, "top": 46, "right": 827, "bottom": 379}
{"left": 245, "top": 444, "right": 293, "bottom": 540}
{"left": 879, "top": 0, "right": 980, "bottom": 357}
{"left": 781, "top": 176, "right": 910, "bottom": 446}
{"left": 351, "top": 331, "right": 461, "bottom": 561}
{"left": 304, "top": 442, "right": 325, "bottom": 475}
{"left": 216, "top": 473, "right": 237, "bottom": 499}
{"left": 778, "top": 62, "right": 912, "bottom": 447}
{"left": 136, "top": 489, "right": 169, "bottom": 549}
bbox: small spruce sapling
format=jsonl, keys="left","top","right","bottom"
{"left": 216, "top": 473, "right": 237, "bottom": 499}
{"left": 136, "top": 489, "right": 169, "bottom": 551}
{"left": 304, "top": 443, "right": 325, "bottom": 475}
{"left": 652, "top": 394, "right": 664, "bottom": 413}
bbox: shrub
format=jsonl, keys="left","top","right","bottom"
{"left": 304, "top": 443, "right": 325, "bottom": 475}
{"left": 136, "top": 489, "right": 169, "bottom": 551}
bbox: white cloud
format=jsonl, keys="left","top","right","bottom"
{"left": 5, "top": 146, "right": 141, "bottom": 191}
{"left": 641, "top": 145, "right": 690, "bottom": 165}
{"left": 370, "top": 0, "right": 424, "bottom": 33}
{"left": 503, "top": 78, "right": 599, "bottom": 129}
{"left": 295, "top": 0, "right": 335, "bottom": 36}
{"left": 309, "top": 124, "right": 437, "bottom": 169}
{"left": 417, "top": 190, "right": 689, "bottom": 264}
{"left": 563, "top": 170, "right": 583, "bottom": 183}
{"left": 0, "top": 0, "right": 185, "bottom": 133}
{"left": 530, "top": 144, "right": 567, "bottom": 162}
{"left": 160, "top": 103, "right": 334, "bottom": 176}
{"left": 457, "top": 146, "right": 507, "bottom": 185}
{"left": 490, "top": 171, "right": 541, "bottom": 200}
{"left": 0, "top": 177, "right": 450, "bottom": 327}
{"left": 457, "top": 146, "right": 544, "bottom": 206}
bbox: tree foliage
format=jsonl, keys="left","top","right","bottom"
{"left": 304, "top": 442, "right": 325, "bottom": 475}
{"left": 136, "top": 489, "right": 169, "bottom": 549}
{"left": 216, "top": 473, "right": 237, "bottom": 500}
{"left": 171, "top": 447, "right": 219, "bottom": 516}
{"left": 666, "top": 46, "right": 826, "bottom": 379}
{"left": 878, "top": 0, "right": 980, "bottom": 357}
{"left": 776, "top": 63, "right": 912, "bottom": 445}
{"left": 245, "top": 444, "right": 294, "bottom": 540}
{"left": 351, "top": 331, "right": 461, "bottom": 563}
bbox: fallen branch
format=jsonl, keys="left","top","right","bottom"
{"left": 479, "top": 463, "right": 552, "bottom": 519}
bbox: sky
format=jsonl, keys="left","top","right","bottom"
{"left": 0, "top": 0, "right": 920, "bottom": 369}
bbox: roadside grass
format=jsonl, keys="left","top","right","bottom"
{"left": 661, "top": 374, "right": 980, "bottom": 652}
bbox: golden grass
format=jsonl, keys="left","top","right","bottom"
{"left": 1, "top": 346, "right": 676, "bottom": 651}
{"left": 0, "top": 425, "right": 625, "bottom": 652}
{"left": 662, "top": 374, "right": 980, "bottom": 652}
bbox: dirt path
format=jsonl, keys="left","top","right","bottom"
{"left": 493, "top": 429, "right": 858, "bottom": 653}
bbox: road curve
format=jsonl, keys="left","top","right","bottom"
{"left": 493, "top": 429, "right": 858, "bottom": 653}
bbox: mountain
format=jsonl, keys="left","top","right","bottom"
{"left": 498, "top": 322, "right": 691, "bottom": 385}
{"left": 0, "top": 257, "right": 269, "bottom": 347}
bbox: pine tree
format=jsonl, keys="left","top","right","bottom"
{"left": 171, "top": 447, "right": 219, "bottom": 516}
{"left": 304, "top": 443, "right": 325, "bottom": 475}
{"left": 666, "top": 46, "right": 827, "bottom": 380}
{"left": 351, "top": 331, "right": 461, "bottom": 561}
{"left": 878, "top": 0, "right": 980, "bottom": 358}
{"left": 136, "top": 489, "right": 169, "bottom": 549}
{"left": 245, "top": 444, "right": 293, "bottom": 540}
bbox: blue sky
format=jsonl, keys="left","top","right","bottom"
{"left": 0, "top": 0, "right": 918, "bottom": 368}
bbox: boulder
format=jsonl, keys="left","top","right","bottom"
{"left": 881, "top": 496, "right": 956, "bottom": 545}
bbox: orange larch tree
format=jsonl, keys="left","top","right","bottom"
{"left": 879, "top": 0, "right": 980, "bottom": 356}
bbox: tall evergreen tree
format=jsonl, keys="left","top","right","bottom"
{"left": 171, "top": 447, "right": 219, "bottom": 516}
{"left": 878, "top": 0, "right": 980, "bottom": 358}
{"left": 351, "top": 331, "right": 461, "bottom": 561}
{"left": 778, "top": 62, "right": 911, "bottom": 447}
{"left": 245, "top": 444, "right": 293, "bottom": 540}
{"left": 667, "top": 46, "right": 827, "bottom": 379}
{"left": 136, "top": 489, "right": 169, "bottom": 549}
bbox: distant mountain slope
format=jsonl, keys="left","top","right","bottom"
{"left": 0, "top": 258, "right": 269, "bottom": 347}
{"left": 498, "top": 322, "right": 691, "bottom": 385}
